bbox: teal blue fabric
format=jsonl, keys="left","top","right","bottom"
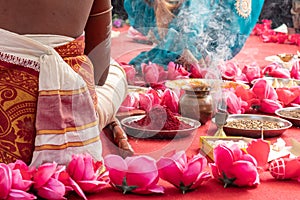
{"left": 124, "top": 0, "right": 265, "bottom": 70}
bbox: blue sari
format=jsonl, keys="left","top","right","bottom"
{"left": 124, "top": 0, "right": 264, "bottom": 70}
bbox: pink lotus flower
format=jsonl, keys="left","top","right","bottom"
{"left": 276, "top": 87, "right": 300, "bottom": 106}
{"left": 119, "top": 62, "right": 137, "bottom": 85}
{"left": 148, "top": 82, "right": 167, "bottom": 91}
{"left": 242, "top": 64, "right": 262, "bottom": 83}
{"left": 0, "top": 163, "right": 13, "bottom": 199}
{"left": 262, "top": 63, "right": 290, "bottom": 79}
{"left": 261, "top": 29, "right": 278, "bottom": 43}
{"left": 288, "top": 34, "right": 300, "bottom": 45}
{"left": 251, "top": 79, "right": 283, "bottom": 113}
{"left": 139, "top": 93, "right": 153, "bottom": 111}
{"left": 290, "top": 87, "right": 300, "bottom": 105}
{"left": 189, "top": 63, "right": 206, "bottom": 78}
{"left": 252, "top": 19, "right": 272, "bottom": 36}
{"left": 157, "top": 151, "right": 210, "bottom": 194}
{"left": 67, "top": 153, "right": 109, "bottom": 194}
{"left": 142, "top": 62, "right": 167, "bottom": 84}
{"left": 167, "top": 62, "right": 190, "bottom": 80}
{"left": 210, "top": 144, "right": 260, "bottom": 188}
{"left": 141, "top": 62, "right": 160, "bottom": 83}
{"left": 146, "top": 88, "right": 162, "bottom": 106}
{"left": 0, "top": 162, "right": 36, "bottom": 199}
{"left": 118, "top": 92, "right": 140, "bottom": 112}
{"left": 259, "top": 99, "right": 282, "bottom": 114}
{"left": 234, "top": 86, "right": 260, "bottom": 113}
{"left": 252, "top": 79, "right": 278, "bottom": 101}
{"left": 219, "top": 61, "right": 242, "bottom": 81}
{"left": 225, "top": 90, "right": 247, "bottom": 114}
{"left": 139, "top": 89, "right": 162, "bottom": 112}
{"left": 104, "top": 154, "right": 164, "bottom": 194}
{"left": 0, "top": 160, "right": 37, "bottom": 200}
{"left": 8, "top": 160, "right": 35, "bottom": 192}
{"left": 33, "top": 162, "right": 66, "bottom": 200}
{"left": 6, "top": 189, "right": 36, "bottom": 200}
{"left": 160, "top": 88, "right": 179, "bottom": 113}
{"left": 290, "top": 60, "right": 300, "bottom": 79}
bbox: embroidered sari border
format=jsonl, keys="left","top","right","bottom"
{"left": 36, "top": 120, "right": 98, "bottom": 135}
{"left": 0, "top": 52, "right": 40, "bottom": 71}
{"left": 34, "top": 135, "right": 100, "bottom": 151}
{"left": 39, "top": 86, "right": 88, "bottom": 96}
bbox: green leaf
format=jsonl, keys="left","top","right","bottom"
{"left": 115, "top": 176, "right": 138, "bottom": 194}
{"left": 179, "top": 182, "right": 193, "bottom": 194}
{"left": 218, "top": 171, "right": 237, "bottom": 188}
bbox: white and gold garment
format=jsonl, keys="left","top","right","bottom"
{"left": 0, "top": 28, "right": 127, "bottom": 166}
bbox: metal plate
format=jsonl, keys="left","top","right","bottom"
{"left": 275, "top": 107, "right": 300, "bottom": 127}
{"left": 165, "top": 79, "right": 249, "bottom": 90}
{"left": 121, "top": 115, "right": 201, "bottom": 139}
{"left": 223, "top": 114, "right": 292, "bottom": 138}
{"left": 127, "top": 85, "right": 149, "bottom": 93}
{"left": 251, "top": 77, "right": 300, "bottom": 88}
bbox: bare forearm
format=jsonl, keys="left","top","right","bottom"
{"left": 85, "top": 0, "right": 112, "bottom": 85}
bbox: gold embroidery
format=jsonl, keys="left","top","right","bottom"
{"left": 235, "top": 0, "right": 251, "bottom": 18}
{"left": 0, "top": 63, "right": 38, "bottom": 165}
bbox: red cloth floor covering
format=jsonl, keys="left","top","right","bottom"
{"left": 71, "top": 30, "right": 300, "bottom": 200}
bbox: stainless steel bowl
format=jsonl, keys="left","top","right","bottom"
{"left": 275, "top": 107, "right": 300, "bottom": 127}
{"left": 121, "top": 115, "right": 201, "bottom": 139}
{"left": 223, "top": 114, "right": 292, "bottom": 138}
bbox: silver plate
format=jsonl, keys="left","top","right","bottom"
{"left": 223, "top": 114, "right": 292, "bottom": 138}
{"left": 251, "top": 77, "right": 300, "bottom": 88}
{"left": 165, "top": 79, "right": 249, "bottom": 90}
{"left": 121, "top": 115, "right": 201, "bottom": 139}
{"left": 127, "top": 85, "right": 149, "bottom": 93}
{"left": 275, "top": 107, "right": 300, "bottom": 127}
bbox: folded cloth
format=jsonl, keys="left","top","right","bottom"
{"left": 0, "top": 28, "right": 127, "bottom": 166}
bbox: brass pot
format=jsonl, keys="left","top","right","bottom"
{"left": 179, "top": 86, "right": 213, "bottom": 125}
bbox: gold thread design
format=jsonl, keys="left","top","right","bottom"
{"left": 34, "top": 135, "right": 100, "bottom": 151}
{"left": 235, "top": 0, "right": 251, "bottom": 18}
{"left": 36, "top": 120, "right": 98, "bottom": 135}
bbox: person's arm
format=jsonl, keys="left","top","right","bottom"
{"left": 84, "top": 0, "right": 112, "bottom": 86}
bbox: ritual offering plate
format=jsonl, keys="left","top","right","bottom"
{"left": 223, "top": 114, "right": 292, "bottom": 138}
{"left": 275, "top": 107, "right": 300, "bottom": 127}
{"left": 199, "top": 136, "right": 253, "bottom": 161}
{"left": 121, "top": 115, "right": 201, "bottom": 139}
{"left": 265, "top": 53, "right": 299, "bottom": 70}
{"left": 251, "top": 77, "right": 300, "bottom": 88}
{"left": 165, "top": 78, "right": 249, "bottom": 90}
{"left": 128, "top": 85, "right": 148, "bottom": 93}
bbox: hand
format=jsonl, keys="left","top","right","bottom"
{"left": 109, "top": 120, "right": 135, "bottom": 158}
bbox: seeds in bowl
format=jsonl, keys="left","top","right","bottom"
{"left": 278, "top": 110, "right": 300, "bottom": 119}
{"left": 224, "top": 119, "right": 286, "bottom": 130}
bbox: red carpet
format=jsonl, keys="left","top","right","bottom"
{"left": 111, "top": 27, "right": 299, "bottom": 68}
{"left": 76, "top": 29, "right": 300, "bottom": 200}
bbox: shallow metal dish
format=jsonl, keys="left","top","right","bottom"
{"left": 275, "top": 107, "right": 300, "bottom": 127}
{"left": 223, "top": 114, "right": 292, "bottom": 138}
{"left": 251, "top": 77, "right": 300, "bottom": 88}
{"left": 128, "top": 85, "right": 149, "bottom": 93}
{"left": 165, "top": 79, "right": 249, "bottom": 90}
{"left": 121, "top": 115, "right": 201, "bottom": 139}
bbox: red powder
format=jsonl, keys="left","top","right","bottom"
{"left": 131, "top": 105, "right": 192, "bottom": 130}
